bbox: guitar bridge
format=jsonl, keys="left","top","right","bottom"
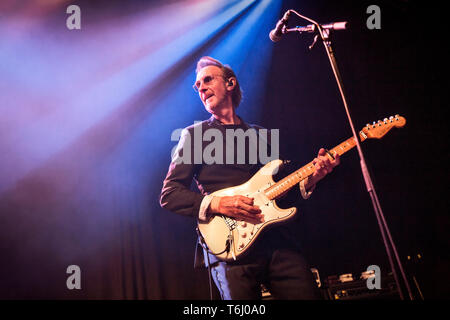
{"left": 222, "top": 216, "right": 237, "bottom": 231}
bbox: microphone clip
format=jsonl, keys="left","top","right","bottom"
{"left": 309, "top": 29, "right": 329, "bottom": 50}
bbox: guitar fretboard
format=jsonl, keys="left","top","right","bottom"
{"left": 264, "top": 136, "right": 359, "bottom": 200}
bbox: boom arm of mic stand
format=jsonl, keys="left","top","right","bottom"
{"left": 287, "top": 9, "right": 414, "bottom": 300}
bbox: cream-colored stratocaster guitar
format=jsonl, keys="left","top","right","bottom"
{"left": 198, "top": 115, "right": 406, "bottom": 261}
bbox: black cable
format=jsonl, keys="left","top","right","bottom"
{"left": 205, "top": 247, "right": 214, "bottom": 300}
{"left": 196, "top": 227, "right": 231, "bottom": 300}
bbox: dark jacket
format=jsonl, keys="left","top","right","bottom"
{"left": 160, "top": 115, "right": 303, "bottom": 267}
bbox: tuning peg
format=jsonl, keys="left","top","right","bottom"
{"left": 383, "top": 118, "right": 388, "bottom": 123}
{"left": 372, "top": 121, "right": 376, "bottom": 128}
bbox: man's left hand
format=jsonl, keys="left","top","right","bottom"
{"left": 305, "top": 148, "right": 340, "bottom": 189}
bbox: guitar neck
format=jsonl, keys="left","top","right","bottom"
{"left": 264, "top": 136, "right": 360, "bottom": 200}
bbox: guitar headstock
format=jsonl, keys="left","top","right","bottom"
{"left": 359, "top": 115, "right": 406, "bottom": 140}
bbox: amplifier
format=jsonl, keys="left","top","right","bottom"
{"left": 323, "top": 273, "right": 399, "bottom": 300}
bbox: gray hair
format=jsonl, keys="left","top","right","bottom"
{"left": 195, "top": 56, "right": 243, "bottom": 108}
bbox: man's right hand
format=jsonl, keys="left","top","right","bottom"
{"left": 208, "top": 195, "right": 264, "bottom": 224}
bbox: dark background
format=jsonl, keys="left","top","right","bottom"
{"left": 0, "top": 0, "right": 447, "bottom": 300}
{"left": 260, "top": 0, "right": 448, "bottom": 300}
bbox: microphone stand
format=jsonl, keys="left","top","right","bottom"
{"left": 284, "top": 9, "right": 413, "bottom": 300}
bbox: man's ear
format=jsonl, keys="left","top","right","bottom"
{"left": 226, "top": 78, "right": 235, "bottom": 90}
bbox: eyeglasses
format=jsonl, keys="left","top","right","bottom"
{"left": 193, "top": 74, "right": 224, "bottom": 93}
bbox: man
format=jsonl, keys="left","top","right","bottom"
{"left": 160, "top": 56, "right": 340, "bottom": 299}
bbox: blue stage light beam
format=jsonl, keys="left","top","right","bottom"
{"left": 0, "top": 0, "right": 259, "bottom": 193}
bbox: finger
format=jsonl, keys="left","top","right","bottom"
{"left": 233, "top": 209, "right": 264, "bottom": 224}
{"left": 319, "top": 167, "right": 329, "bottom": 175}
{"left": 314, "top": 161, "right": 322, "bottom": 172}
{"left": 237, "top": 195, "right": 254, "bottom": 205}
{"left": 333, "top": 153, "right": 341, "bottom": 166}
{"left": 318, "top": 148, "right": 326, "bottom": 156}
{"left": 239, "top": 202, "right": 261, "bottom": 214}
{"left": 246, "top": 213, "right": 264, "bottom": 224}
{"left": 313, "top": 167, "right": 325, "bottom": 178}
{"left": 314, "top": 161, "right": 329, "bottom": 176}
{"left": 315, "top": 158, "right": 325, "bottom": 169}
{"left": 321, "top": 156, "right": 332, "bottom": 167}
{"left": 322, "top": 157, "right": 333, "bottom": 169}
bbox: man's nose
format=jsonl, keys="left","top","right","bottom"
{"left": 199, "top": 83, "right": 208, "bottom": 93}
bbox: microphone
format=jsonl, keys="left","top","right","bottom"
{"left": 289, "top": 21, "right": 348, "bottom": 33}
{"left": 269, "top": 10, "right": 291, "bottom": 42}
{"left": 320, "top": 21, "right": 347, "bottom": 31}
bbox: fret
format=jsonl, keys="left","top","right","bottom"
{"left": 264, "top": 136, "right": 360, "bottom": 200}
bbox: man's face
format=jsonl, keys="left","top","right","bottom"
{"left": 195, "top": 65, "right": 232, "bottom": 114}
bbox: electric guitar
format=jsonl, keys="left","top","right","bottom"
{"left": 197, "top": 115, "right": 406, "bottom": 261}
